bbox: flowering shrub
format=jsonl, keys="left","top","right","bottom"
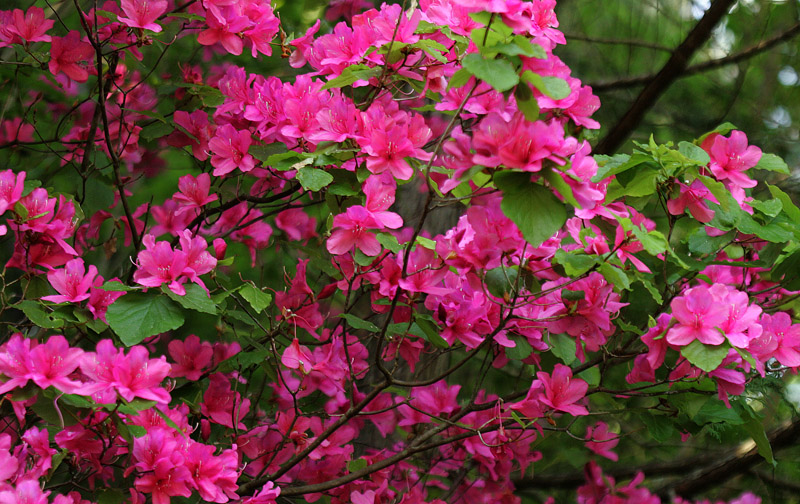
{"left": 0, "top": 1, "right": 795, "bottom": 503}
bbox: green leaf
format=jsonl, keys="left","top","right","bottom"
{"left": 768, "top": 184, "right": 800, "bottom": 224}
{"left": 348, "top": 458, "right": 369, "bottom": 472}
{"left": 447, "top": 68, "right": 472, "bottom": 90}
{"left": 521, "top": 71, "right": 570, "bottom": 99}
{"left": 106, "top": 293, "right": 185, "bottom": 346}
{"left": 577, "top": 366, "right": 600, "bottom": 387}
{"left": 100, "top": 280, "right": 135, "bottom": 291}
{"left": 632, "top": 227, "right": 669, "bottom": 255}
{"left": 322, "top": 65, "right": 382, "bottom": 90}
{"left": 549, "top": 333, "right": 576, "bottom": 365}
{"left": 250, "top": 143, "right": 288, "bottom": 162}
{"left": 411, "top": 315, "right": 449, "bottom": 349}
{"left": 461, "top": 53, "right": 519, "bottom": 92}
{"left": 485, "top": 267, "right": 518, "bottom": 298}
{"left": 297, "top": 167, "right": 334, "bottom": 191}
{"left": 738, "top": 404, "right": 774, "bottom": 464}
{"left": 554, "top": 249, "right": 597, "bottom": 276}
{"left": 681, "top": 340, "right": 729, "bottom": 372}
{"left": 163, "top": 283, "right": 217, "bottom": 315}
{"left": 514, "top": 83, "right": 539, "bottom": 122}
{"left": 376, "top": 233, "right": 402, "bottom": 253}
{"left": 641, "top": 413, "right": 674, "bottom": 443}
{"left": 340, "top": 313, "right": 380, "bottom": 332}
{"left": 598, "top": 263, "right": 631, "bottom": 291}
{"left": 239, "top": 284, "right": 272, "bottom": 314}
{"left": 693, "top": 397, "right": 744, "bottom": 425}
{"left": 505, "top": 335, "right": 533, "bottom": 360}
{"left": 415, "top": 235, "right": 437, "bottom": 250}
{"left": 495, "top": 172, "right": 566, "bottom": 247}
{"left": 754, "top": 153, "right": 790, "bottom": 174}
{"left": 18, "top": 301, "right": 65, "bottom": 329}
{"left": 678, "top": 141, "right": 711, "bottom": 165}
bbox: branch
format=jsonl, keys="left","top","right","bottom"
{"left": 594, "top": 0, "right": 737, "bottom": 155}
{"left": 516, "top": 418, "right": 800, "bottom": 496}
{"left": 590, "top": 21, "right": 800, "bottom": 92}
{"left": 663, "top": 418, "right": 800, "bottom": 499}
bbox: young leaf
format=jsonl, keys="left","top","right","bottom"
{"left": 495, "top": 172, "right": 566, "bottom": 247}
{"left": 461, "top": 53, "right": 519, "bottom": 92}
{"left": 106, "top": 292, "right": 185, "bottom": 346}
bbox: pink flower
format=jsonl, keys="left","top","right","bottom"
{"left": 667, "top": 179, "right": 719, "bottom": 223}
{"left": 326, "top": 206, "right": 386, "bottom": 256}
{"left": 135, "top": 459, "right": 193, "bottom": 504}
{"left": 28, "top": 335, "right": 86, "bottom": 392}
{"left": 7, "top": 7, "right": 54, "bottom": 43}
{"left": 184, "top": 442, "right": 240, "bottom": 502}
{"left": 666, "top": 285, "right": 728, "bottom": 346}
{"left": 87, "top": 275, "right": 126, "bottom": 323}
{"left": 537, "top": 363, "right": 588, "bottom": 416}
{"left": 585, "top": 421, "right": 619, "bottom": 461}
{"left": 168, "top": 335, "right": 213, "bottom": 381}
{"left": 49, "top": 31, "right": 94, "bottom": 83}
{"left": 42, "top": 258, "right": 98, "bottom": 303}
{"left": 113, "top": 345, "right": 172, "bottom": 403}
{"left": 0, "top": 169, "right": 25, "bottom": 215}
{"left": 208, "top": 124, "right": 256, "bottom": 176}
{"left": 281, "top": 338, "right": 315, "bottom": 374}
{"left": 706, "top": 130, "right": 761, "bottom": 189}
{"left": 118, "top": 0, "right": 168, "bottom": 32}
{"left": 133, "top": 234, "right": 189, "bottom": 295}
{"left": 201, "top": 373, "right": 251, "bottom": 429}
{"left": 240, "top": 482, "right": 280, "bottom": 504}
{"left": 173, "top": 173, "right": 218, "bottom": 214}
{"left": 0, "top": 479, "right": 50, "bottom": 504}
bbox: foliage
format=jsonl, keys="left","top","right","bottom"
{"left": 0, "top": 1, "right": 797, "bottom": 504}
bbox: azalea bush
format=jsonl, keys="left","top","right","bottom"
{"left": 0, "top": 0, "right": 798, "bottom": 503}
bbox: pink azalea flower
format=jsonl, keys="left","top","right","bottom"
{"left": 666, "top": 285, "right": 728, "bottom": 346}
{"left": 178, "top": 230, "right": 217, "bottom": 293}
{"left": 201, "top": 373, "right": 251, "bottom": 429}
{"left": 667, "top": 179, "right": 719, "bottom": 223}
{"left": 750, "top": 312, "right": 800, "bottom": 368}
{"left": 135, "top": 459, "right": 193, "bottom": 504}
{"left": 173, "top": 173, "right": 218, "bottom": 214}
{"left": 537, "top": 363, "right": 588, "bottom": 416}
{"left": 585, "top": 421, "right": 619, "bottom": 461}
{"left": 281, "top": 338, "right": 315, "bottom": 374}
{"left": 0, "top": 333, "right": 35, "bottom": 394}
{"left": 49, "top": 31, "right": 94, "bottom": 83}
{"left": 42, "top": 258, "right": 98, "bottom": 303}
{"left": 326, "top": 206, "right": 386, "bottom": 256}
{"left": 240, "top": 482, "right": 280, "bottom": 504}
{"left": 133, "top": 234, "right": 189, "bottom": 295}
{"left": 166, "top": 110, "right": 214, "bottom": 161}
{"left": 706, "top": 130, "right": 761, "bottom": 189}
{"left": 27, "top": 335, "right": 86, "bottom": 393}
{"left": 168, "top": 334, "right": 213, "bottom": 381}
{"left": 0, "top": 169, "right": 26, "bottom": 215}
{"left": 114, "top": 345, "right": 172, "bottom": 403}
{"left": 87, "top": 275, "right": 125, "bottom": 323}
{"left": 208, "top": 124, "right": 256, "bottom": 176}
{"left": 184, "top": 442, "right": 240, "bottom": 502}
{"left": 0, "top": 479, "right": 50, "bottom": 504}
{"left": 7, "top": 7, "right": 54, "bottom": 43}
{"left": 118, "top": 0, "right": 168, "bottom": 32}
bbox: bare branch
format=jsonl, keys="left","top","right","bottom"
{"left": 595, "top": 0, "right": 738, "bottom": 155}
{"left": 590, "top": 21, "right": 800, "bottom": 92}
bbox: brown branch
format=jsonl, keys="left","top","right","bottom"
{"left": 590, "top": 21, "right": 800, "bottom": 92}
{"left": 664, "top": 418, "right": 800, "bottom": 499}
{"left": 563, "top": 33, "right": 673, "bottom": 52}
{"left": 594, "top": 0, "right": 737, "bottom": 155}
{"left": 516, "top": 418, "right": 800, "bottom": 496}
